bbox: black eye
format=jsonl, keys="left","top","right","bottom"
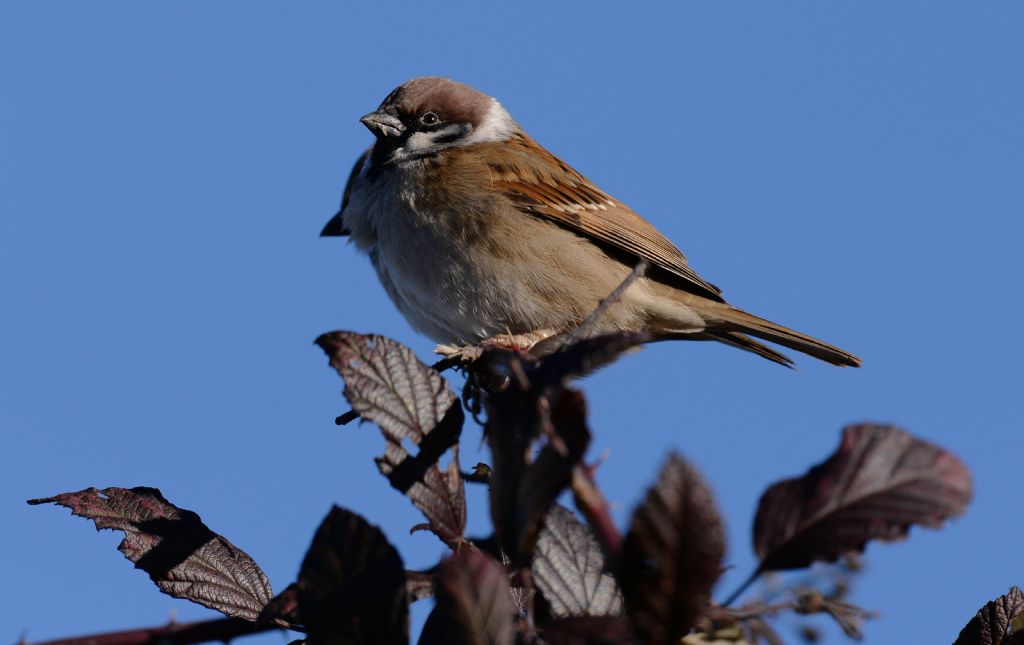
{"left": 419, "top": 112, "right": 440, "bottom": 126}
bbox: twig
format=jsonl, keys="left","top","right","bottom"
{"left": 335, "top": 409, "right": 359, "bottom": 425}
{"left": 406, "top": 569, "right": 436, "bottom": 602}
{"left": 571, "top": 464, "right": 622, "bottom": 568}
{"left": 558, "top": 258, "right": 649, "bottom": 350}
{"left": 711, "top": 590, "right": 876, "bottom": 640}
{"left": 430, "top": 356, "right": 462, "bottom": 373}
{"left": 19, "top": 617, "right": 281, "bottom": 645}
{"left": 715, "top": 599, "right": 796, "bottom": 622}
{"left": 722, "top": 567, "right": 762, "bottom": 607}
{"left": 461, "top": 462, "right": 492, "bottom": 484}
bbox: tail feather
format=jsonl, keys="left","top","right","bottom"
{"left": 651, "top": 330, "right": 795, "bottom": 367}
{"left": 708, "top": 304, "right": 861, "bottom": 367}
{"left": 707, "top": 331, "right": 796, "bottom": 368}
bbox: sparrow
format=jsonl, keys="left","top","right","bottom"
{"left": 321, "top": 77, "right": 860, "bottom": 368}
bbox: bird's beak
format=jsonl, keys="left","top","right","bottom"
{"left": 320, "top": 210, "right": 348, "bottom": 237}
{"left": 360, "top": 111, "right": 405, "bottom": 139}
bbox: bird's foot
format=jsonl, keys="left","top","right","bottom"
{"left": 481, "top": 330, "right": 557, "bottom": 352}
{"left": 434, "top": 343, "right": 485, "bottom": 365}
{"left": 434, "top": 330, "right": 558, "bottom": 366}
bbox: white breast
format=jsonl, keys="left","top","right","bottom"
{"left": 342, "top": 162, "right": 504, "bottom": 342}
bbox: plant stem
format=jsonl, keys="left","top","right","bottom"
{"left": 19, "top": 617, "right": 284, "bottom": 645}
{"left": 722, "top": 567, "right": 763, "bottom": 607}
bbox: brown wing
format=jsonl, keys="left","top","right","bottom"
{"left": 481, "top": 132, "right": 724, "bottom": 302}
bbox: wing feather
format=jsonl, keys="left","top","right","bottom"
{"left": 482, "top": 133, "right": 724, "bottom": 301}
{"left": 321, "top": 148, "right": 371, "bottom": 237}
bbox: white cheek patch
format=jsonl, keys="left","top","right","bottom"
{"left": 396, "top": 124, "right": 472, "bottom": 160}
{"left": 403, "top": 131, "right": 437, "bottom": 155}
{"left": 464, "top": 99, "right": 518, "bottom": 144}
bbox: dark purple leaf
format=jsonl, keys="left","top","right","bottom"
{"left": 482, "top": 351, "right": 540, "bottom": 565}
{"left": 418, "top": 550, "right": 516, "bottom": 645}
{"left": 28, "top": 487, "right": 272, "bottom": 621}
{"left": 532, "top": 505, "right": 622, "bottom": 619}
{"left": 483, "top": 363, "right": 591, "bottom": 565}
{"left": 317, "top": 332, "right": 466, "bottom": 547}
{"left": 535, "top": 332, "right": 651, "bottom": 383}
{"left": 620, "top": 454, "right": 725, "bottom": 645}
{"left": 753, "top": 424, "right": 972, "bottom": 571}
{"left": 541, "top": 616, "right": 637, "bottom": 645}
{"left": 954, "top": 587, "right": 1024, "bottom": 645}
{"left": 298, "top": 506, "right": 408, "bottom": 645}
{"left": 258, "top": 583, "right": 299, "bottom": 626}
{"left": 517, "top": 390, "right": 591, "bottom": 556}
{"left": 375, "top": 441, "right": 466, "bottom": 547}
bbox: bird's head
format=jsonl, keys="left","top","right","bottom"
{"left": 361, "top": 77, "right": 517, "bottom": 163}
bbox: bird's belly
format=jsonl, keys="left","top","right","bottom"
{"left": 372, "top": 226, "right": 548, "bottom": 343}
{"left": 370, "top": 204, "right": 642, "bottom": 344}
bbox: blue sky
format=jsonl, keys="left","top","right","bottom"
{"left": 2, "top": 2, "right": 1021, "bottom": 643}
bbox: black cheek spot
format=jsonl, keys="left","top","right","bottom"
{"left": 433, "top": 131, "right": 464, "bottom": 146}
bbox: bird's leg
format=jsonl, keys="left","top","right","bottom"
{"left": 434, "top": 343, "right": 484, "bottom": 364}
{"left": 482, "top": 329, "right": 558, "bottom": 351}
{"left": 434, "top": 329, "right": 558, "bottom": 364}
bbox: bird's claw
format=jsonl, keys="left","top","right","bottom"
{"left": 434, "top": 343, "right": 484, "bottom": 364}
{"left": 434, "top": 330, "right": 558, "bottom": 366}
